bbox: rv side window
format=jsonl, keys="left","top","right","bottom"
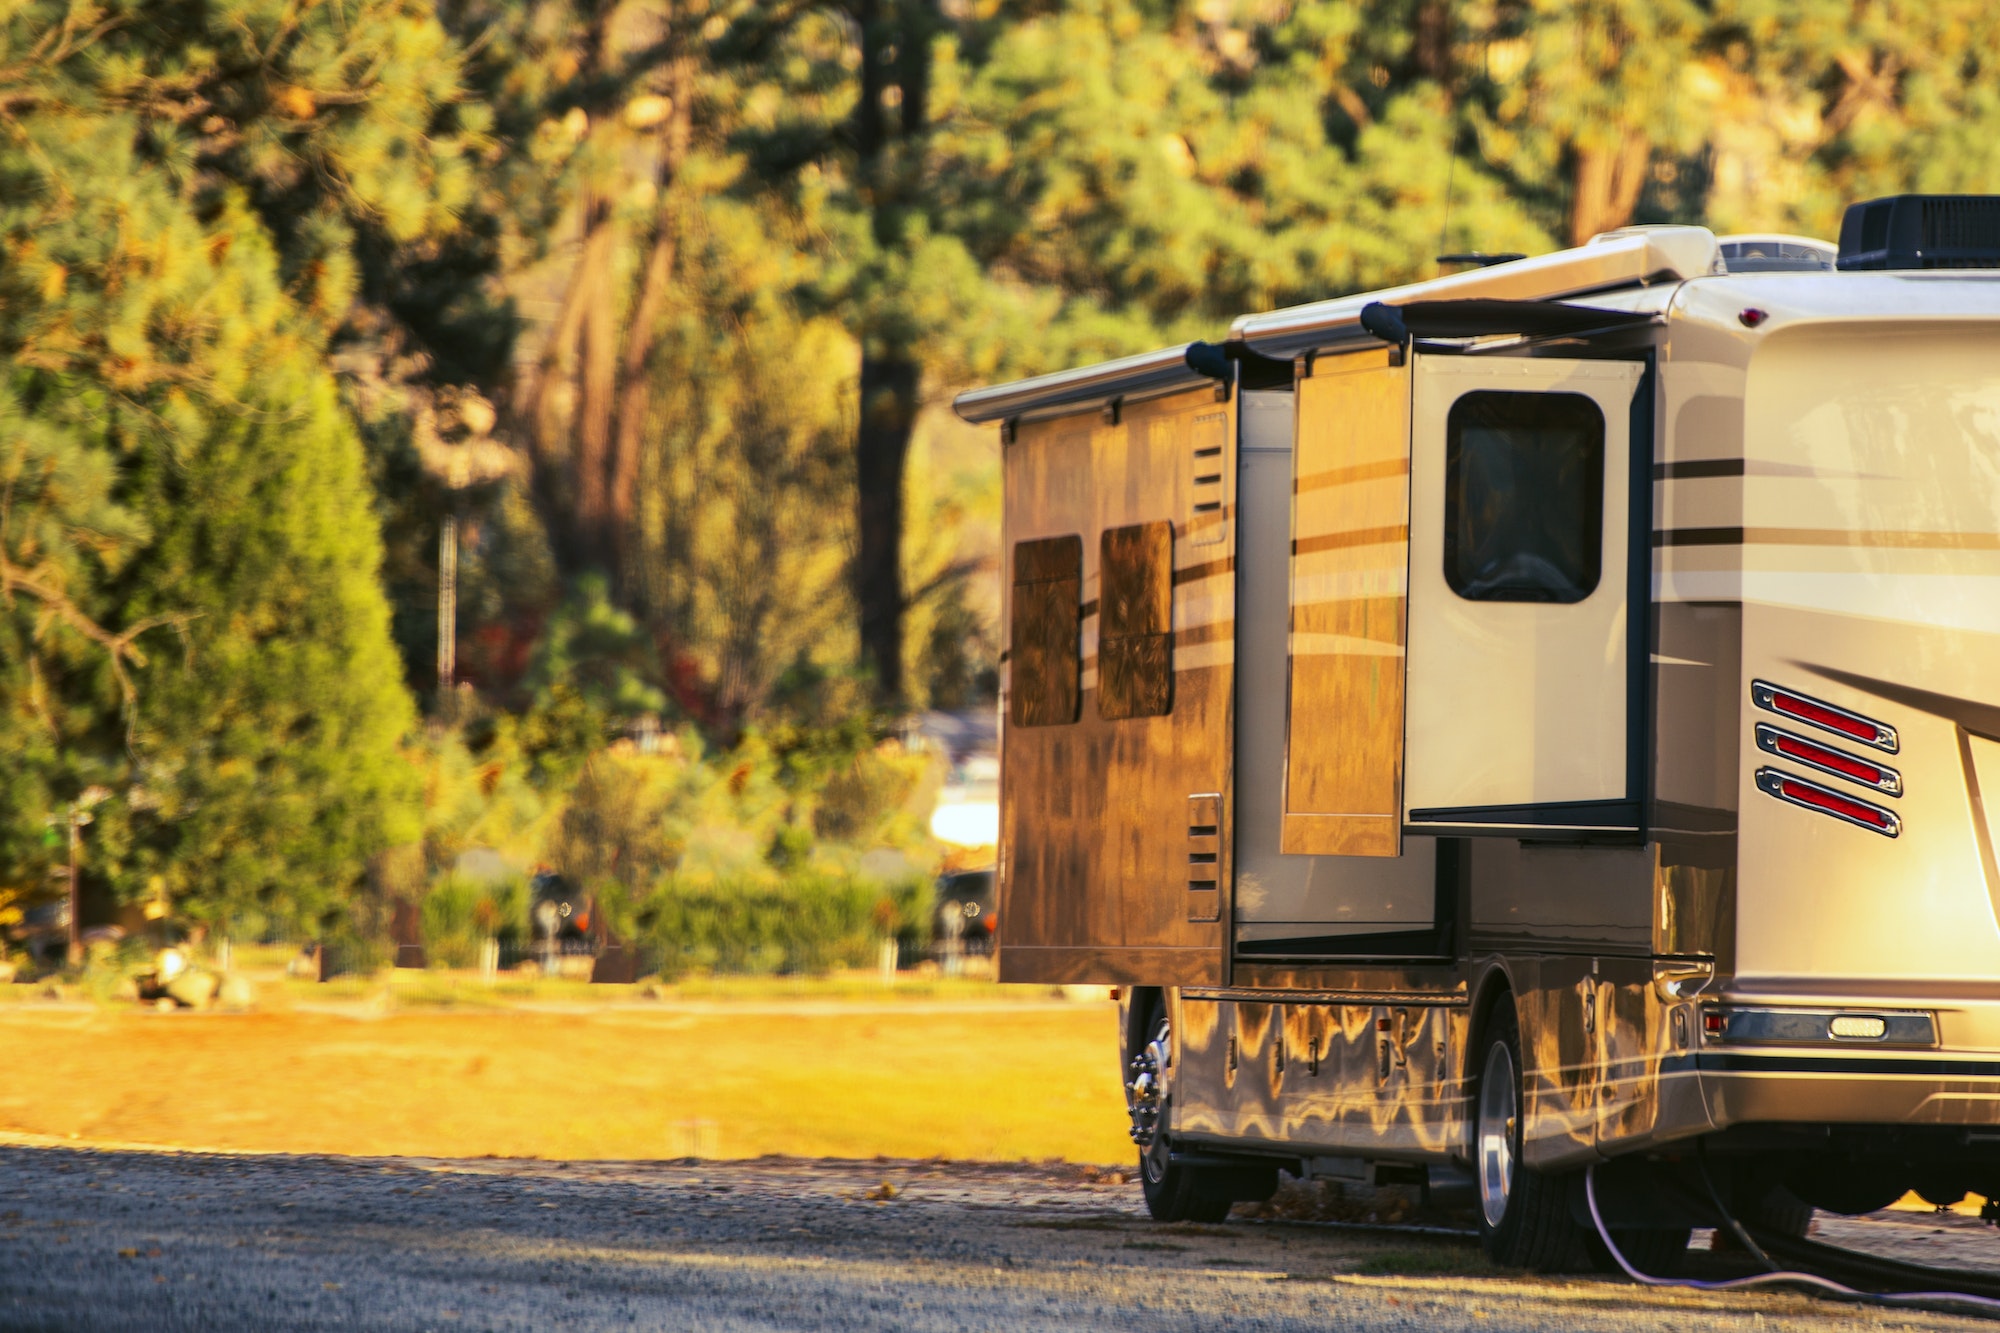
{"left": 1444, "top": 390, "right": 1604, "bottom": 603}
{"left": 1010, "top": 535, "right": 1082, "bottom": 727}
{"left": 1097, "top": 521, "right": 1173, "bottom": 720}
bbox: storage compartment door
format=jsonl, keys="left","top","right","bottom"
{"left": 1403, "top": 356, "right": 1644, "bottom": 833}
{"left": 998, "top": 389, "right": 1236, "bottom": 985}
{"left": 1282, "top": 348, "right": 1411, "bottom": 858}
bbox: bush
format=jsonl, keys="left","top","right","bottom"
{"left": 636, "top": 872, "right": 929, "bottom": 980}
{"left": 421, "top": 873, "right": 528, "bottom": 970}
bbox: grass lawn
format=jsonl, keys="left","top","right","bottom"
{"left": 0, "top": 992, "right": 1133, "bottom": 1165}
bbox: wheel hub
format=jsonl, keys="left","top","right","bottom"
{"left": 1127, "top": 1021, "right": 1172, "bottom": 1150}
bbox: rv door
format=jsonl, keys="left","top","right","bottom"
{"left": 1402, "top": 356, "right": 1647, "bottom": 835}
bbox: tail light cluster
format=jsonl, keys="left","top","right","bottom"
{"left": 1751, "top": 681, "right": 1902, "bottom": 837}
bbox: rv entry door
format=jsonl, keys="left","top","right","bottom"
{"left": 1403, "top": 356, "right": 1646, "bottom": 836}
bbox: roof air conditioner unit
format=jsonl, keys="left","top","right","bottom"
{"left": 1837, "top": 194, "right": 2000, "bottom": 270}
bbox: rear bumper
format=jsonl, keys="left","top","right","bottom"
{"left": 1684, "top": 1050, "right": 2000, "bottom": 1128}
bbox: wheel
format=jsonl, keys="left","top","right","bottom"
{"left": 1130, "top": 1002, "right": 1233, "bottom": 1223}
{"left": 1474, "top": 1003, "right": 1587, "bottom": 1269}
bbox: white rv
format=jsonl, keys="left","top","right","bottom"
{"left": 954, "top": 195, "right": 2000, "bottom": 1267}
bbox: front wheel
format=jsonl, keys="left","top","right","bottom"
{"left": 1131, "top": 1004, "right": 1233, "bottom": 1223}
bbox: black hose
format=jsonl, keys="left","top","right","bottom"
{"left": 1693, "top": 1141, "right": 1776, "bottom": 1272}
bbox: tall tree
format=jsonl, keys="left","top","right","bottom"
{"left": 0, "top": 0, "right": 476, "bottom": 929}
{"left": 845, "top": 0, "right": 939, "bottom": 705}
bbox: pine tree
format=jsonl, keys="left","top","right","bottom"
{"left": 0, "top": 1, "right": 475, "bottom": 930}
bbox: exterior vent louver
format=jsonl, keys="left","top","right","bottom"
{"left": 1838, "top": 194, "right": 2000, "bottom": 270}
{"left": 1187, "top": 793, "right": 1222, "bottom": 923}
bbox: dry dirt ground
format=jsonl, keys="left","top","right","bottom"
{"left": 2, "top": 1146, "right": 1998, "bottom": 1333}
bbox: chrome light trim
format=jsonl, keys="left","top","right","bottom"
{"left": 1754, "top": 723, "right": 1903, "bottom": 796}
{"left": 1704, "top": 1006, "right": 1937, "bottom": 1048}
{"left": 1750, "top": 679, "right": 1899, "bottom": 753}
{"left": 1754, "top": 766, "right": 1901, "bottom": 837}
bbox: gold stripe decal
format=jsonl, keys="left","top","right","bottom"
{"left": 1293, "top": 525, "right": 1410, "bottom": 556}
{"left": 1172, "top": 557, "right": 1234, "bottom": 586}
{"left": 1656, "top": 527, "right": 2000, "bottom": 551}
{"left": 1294, "top": 457, "right": 1409, "bottom": 495}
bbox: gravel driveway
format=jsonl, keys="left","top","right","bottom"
{"left": 0, "top": 1144, "right": 1989, "bottom": 1332}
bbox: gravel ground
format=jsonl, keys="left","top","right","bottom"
{"left": 0, "top": 1145, "right": 1994, "bottom": 1332}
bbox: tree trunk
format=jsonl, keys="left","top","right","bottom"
{"left": 609, "top": 58, "right": 696, "bottom": 583}
{"left": 846, "top": 0, "right": 932, "bottom": 707}
{"left": 1567, "top": 129, "right": 1651, "bottom": 246}
{"left": 1412, "top": 0, "right": 1452, "bottom": 87}
{"left": 517, "top": 205, "right": 615, "bottom": 572}
{"left": 574, "top": 203, "right": 620, "bottom": 564}
{"left": 855, "top": 353, "right": 918, "bottom": 702}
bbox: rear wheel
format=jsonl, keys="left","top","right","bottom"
{"left": 1130, "top": 1003, "right": 1234, "bottom": 1223}
{"left": 1474, "top": 1004, "right": 1585, "bottom": 1268}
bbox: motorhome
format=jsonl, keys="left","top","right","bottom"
{"left": 954, "top": 196, "right": 2000, "bottom": 1268}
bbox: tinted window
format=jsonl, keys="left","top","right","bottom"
{"left": 1097, "top": 521, "right": 1174, "bottom": 720}
{"left": 1009, "top": 536, "right": 1082, "bottom": 727}
{"left": 1444, "top": 390, "right": 1604, "bottom": 603}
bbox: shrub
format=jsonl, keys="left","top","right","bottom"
{"left": 636, "top": 872, "right": 929, "bottom": 980}
{"left": 422, "top": 873, "right": 528, "bottom": 970}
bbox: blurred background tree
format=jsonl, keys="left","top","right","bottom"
{"left": 3, "top": 0, "right": 1998, "bottom": 956}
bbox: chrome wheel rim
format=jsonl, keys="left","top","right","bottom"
{"left": 1130, "top": 1015, "right": 1173, "bottom": 1181}
{"left": 1477, "top": 1041, "right": 1517, "bottom": 1229}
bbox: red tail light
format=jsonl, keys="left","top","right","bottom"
{"left": 1754, "top": 724, "right": 1902, "bottom": 796}
{"left": 1752, "top": 680, "right": 1897, "bottom": 752}
{"left": 1755, "top": 767, "right": 1900, "bottom": 837}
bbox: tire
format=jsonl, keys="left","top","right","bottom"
{"left": 1130, "top": 1001, "right": 1235, "bottom": 1224}
{"left": 1473, "top": 1002, "right": 1587, "bottom": 1269}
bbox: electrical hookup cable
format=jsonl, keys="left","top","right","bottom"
{"left": 1583, "top": 1164, "right": 2000, "bottom": 1319}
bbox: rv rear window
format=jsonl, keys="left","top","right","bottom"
{"left": 1010, "top": 535, "right": 1082, "bottom": 727}
{"left": 1444, "top": 390, "right": 1604, "bottom": 603}
{"left": 1098, "top": 521, "right": 1174, "bottom": 720}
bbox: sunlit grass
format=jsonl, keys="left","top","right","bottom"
{"left": 0, "top": 988, "right": 1130, "bottom": 1164}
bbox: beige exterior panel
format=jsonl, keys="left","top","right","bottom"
{"left": 1404, "top": 357, "right": 1643, "bottom": 814}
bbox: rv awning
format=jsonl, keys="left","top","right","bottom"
{"left": 1231, "top": 225, "right": 1718, "bottom": 360}
{"left": 1359, "top": 298, "right": 1662, "bottom": 344}
{"left": 951, "top": 340, "right": 1286, "bottom": 426}
{"left": 951, "top": 343, "right": 1209, "bottom": 426}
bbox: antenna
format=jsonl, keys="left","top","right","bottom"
{"left": 1437, "top": 145, "right": 1458, "bottom": 278}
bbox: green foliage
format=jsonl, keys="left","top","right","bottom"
{"left": 7, "top": 0, "right": 2000, "bottom": 952}
{"left": 923, "top": 0, "right": 1556, "bottom": 368}
{"left": 628, "top": 289, "right": 861, "bottom": 734}
{"left": 104, "top": 357, "right": 423, "bottom": 931}
{"left": 421, "top": 872, "right": 529, "bottom": 968}
{"left": 528, "top": 574, "right": 667, "bottom": 719}
{"left": 0, "top": 1, "right": 467, "bottom": 931}
{"left": 635, "top": 872, "right": 930, "bottom": 979}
